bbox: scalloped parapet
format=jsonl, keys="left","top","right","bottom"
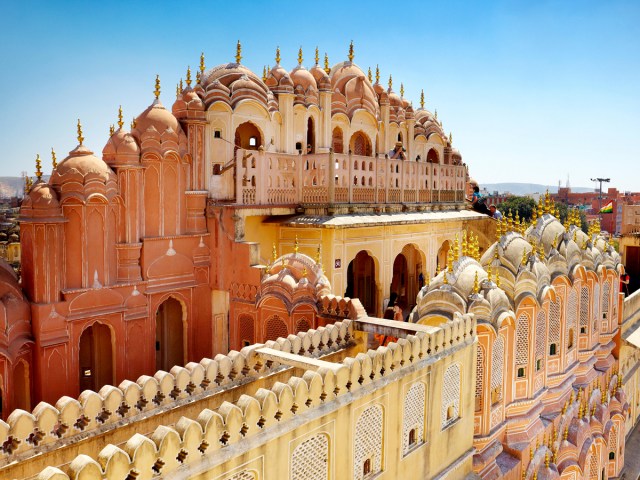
{"left": 0, "top": 320, "right": 354, "bottom": 471}
{"left": 23, "top": 314, "right": 475, "bottom": 480}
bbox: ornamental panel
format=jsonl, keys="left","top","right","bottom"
{"left": 354, "top": 404, "right": 384, "bottom": 480}
{"left": 441, "top": 363, "right": 461, "bottom": 428}
{"left": 402, "top": 382, "right": 426, "bottom": 454}
{"left": 292, "top": 433, "right": 329, "bottom": 480}
{"left": 516, "top": 313, "right": 529, "bottom": 366}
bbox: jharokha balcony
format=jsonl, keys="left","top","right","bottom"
{"left": 210, "top": 148, "right": 468, "bottom": 213}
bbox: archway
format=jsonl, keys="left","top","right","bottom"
{"left": 155, "top": 297, "right": 185, "bottom": 371}
{"left": 350, "top": 131, "right": 372, "bottom": 156}
{"left": 79, "top": 323, "right": 113, "bottom": 392}
{"left": 306, "top": 117, "right": 315, "bottom": 154}
{"left": 234, "top": 122, "right": 262, "bottom": 151}
{"left": 12, "top": 360, "right": 30, "bottom": 411}
{"left": 391, "top": 253, "right": 408, "bottom": 312}
{"left": 332, "top": 127, "right": 344, "bottom": 154}
{"left": 437, "top": 240, "right": 451, "bottom": 274}
{"left": 393, "top": 244, "right": 425, "bottom": 315}
{"left": 345, "top": 251, "right": 377, "bottom": 315}
{"left": 427, "top": 148, "right": 439, "bottom": 163}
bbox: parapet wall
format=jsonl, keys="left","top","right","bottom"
{"left": 15, "top": 313, "right": 475, "bottom": 480}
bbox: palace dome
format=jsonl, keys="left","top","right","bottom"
{"left": 133, "top": 100, "right": 182, "bottom": 137}
{"left": 103, "top": 128, "right": 140, "bottom": 165}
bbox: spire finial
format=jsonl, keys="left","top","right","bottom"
{"left": 131, "top": 117, "right": 136, "bottom": 130}
{"left": 77, "top": 119, "right": 84, "bottom": 145}
{"left": 400, "top": 82, "right": 404, "bottom": 98}
{"left": 154, "top": 75, "right": 161, "bottom": 99}
{"left": 51, "top": 148, "right": 57, "bottom": 169}
{"left": 176, "top": 83, "right": 180, "bottom": 98}
{"left": 35, "top": 154, "right": 42, "bottom": 180}
{"left": 449, "top": 131, "right": 453, "bottom": 144}
{"left": 186, "top": 66, "right": 192, "bottom": 87}
{"left": 275, "top": 46, "right": 281, "bottom": 65}
{"left": 272, "top": 243, "right": 277, "bottom": 263}
{"left": 297, "top": 46, "right": 303, "bottom": 66}
{"left": 262, "top": 66, "right": 267, "bottom": 82}
{"left": 347, "top": 40, "right": 354, "bottom": 62}
{"left": 367, "top": 67, "right": 372, "bottom": 83}
{"left": 473, "top": 271, "right": 480, "bottom": 294}
{"left": 235, "top": 40, "right": 242, "bottom": 64}
{"left": 117, "top": 105, "right": 124, "bottom": 130}
{"left": 434, "top": 109, "right": 438, "bottom": 119}
{"left": 109, "top": 124, "right": 115, "bottom": 136}
{"left": 196, "top": 71, "right": 201, "bottom": 84}
{"left": 293, "top": 236, "right": 299, "bottom": 254}
{"left": 420, "top": 89, "right": 425, "bottom": 109}
{"left": 314, "top": 46, "right": 319, "bottom": 65}
{"left": 324, "top": 52, "right": 330, "bottom": 74}
{"left": 24, "top": 175, "right": 32, "bottom": 194}
{"left": 316, "top": 245, "right": 322, "bottom": 266}
{"left": 200, "top": 51, "right": 205, "bottom": 74}
{"left": 375, "top": 64, "right": 380, "bottom": 84}
{"left": 388, "top": 74, "right": 393, "bottom": 90}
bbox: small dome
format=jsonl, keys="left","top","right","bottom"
{"left": 309, "top": 65, "right": 331, "bottom": 91}
{"left": 53, "top": 145, "right": 114, "bottom": 181}
{"left": 290, "top": 66, "right": 318, "bottom": 92}
{"left": 172, "top": 87, "right": 205, "bottom": 120}
{"left": 266, "top": 64, "right": 294, "bottom": 94}
{"left": 20, "top": 181, "right": 63, "bottom": 219}
{"left": 133, "top": 100, "right": 182, "bottom": 138}
{"left": 103, "top": 128, "right": 140, "bottom": 165}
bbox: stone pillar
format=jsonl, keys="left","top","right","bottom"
{"left": 319, "top": 90, "right": 332, "bottom": 153}
{"left": 279, "top": 93, "right": 295, "bottom": 154}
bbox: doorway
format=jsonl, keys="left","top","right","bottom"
{"left": 79, "top": 323, "right": 114, "bottom": 392}
{"left": 155, "top": 297, "right": 185, "bottom": 371}
{"left": 346, "top": 251, "right": 377, "bottom": 315}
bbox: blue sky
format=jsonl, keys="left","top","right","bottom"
{"left": 1, "top": 0, "right": 638, "bottom": 190}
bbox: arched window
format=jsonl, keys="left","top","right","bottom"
{"left": 475, "top": 345, "right": 484, "bottom": 411}
{"left": 265, "top": 315, "right": 288, "bottom": 342}
{"left": 580, "top": 286, "right": 590, "bottom": 334}
{"left": 549, "top": 300, "right": 561, "bottom": 356}
{"left": 332, "top": 127, "right": 344, "bottom": 154}
{"left": 402, "top": 382, "right": 425, "bottom": 454}
{"left": 354, "top": 405, "right": 383, "bottom": 480}
{"left": 516, "top": 313, "right": 530, "bottom": 376}
{"left": 291, "top": 434, "right": 329, "bottom": 480}
{"left": 491, "top": 336, "right": 505, "bottom": 404}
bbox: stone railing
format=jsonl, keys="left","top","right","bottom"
{"left": 31, "top": 313, "right": 475, "bottom": 480}
{"left": 236, "top": 149, "right": 466, "bottom": 207}
{"left": 0, "top": 321, "right": 354, "bottom": 469}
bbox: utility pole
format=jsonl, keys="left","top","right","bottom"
{"left": 590, "top": 177, "right": 610, "bottom": 224}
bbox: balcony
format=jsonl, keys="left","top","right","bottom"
{"left": 212, "top": 149, "right": 467, "bottom": 212}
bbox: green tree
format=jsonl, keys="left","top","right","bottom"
{"left": 499, "top": 196, "right": 536, "bottom": 221}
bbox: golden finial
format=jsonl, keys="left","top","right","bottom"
{"left": 196, "top": 71, "right": 201, "bottom": 84}
{"left": 539, "top": 241, "right": 545, "bottom": 258}
{"left": 297, "top": 46, "right": 303, "bottom": 66}
{"left": 570, "top": 389, "right": 575, "bottom": 404}
{"left": 117, "top": 105, "right": 124, "bottom": 130}
{"left": 462, "top": 230, "right": 468, "bottom": 256}
{"left": 522, "top": 249, "right": 529, "bottom": 266}
{"left": 293, "top": 236, "right": 299, "bottom": 254}
{"left": 522, "top": 467, "right": 527, "bottom": 480}
{"left": 443, "top": 258, "right": 449, "bottom": 285}
{"left": 315, "top": 245, "right": 322, "bottom": 266}
{"left": 572, "top": 230, "right": 577, "bottom": 243}
{"left": 154, "top": 75, "right": 161, "bottom": 99}
{"left": 530, "top": 446, "right": 534, "bottom": 460}
{"left": 400, "top": 83, "right": 404, "bottom": 98}
{"left": 24, "top": 175, "right": 32, "bottom": 194}
{"left": 375, "top": 64, "right": 380, "bottom": 84}
{"left": 314, "top": 46, "right": 319, "bottom": 65}
{"left": 487, "top": 264, "right": 493, "bottom": 283}
{"left": 51, "top": 148, "right": 57, "bottom": 169}
{"left": 281, "top": 256, "right": 285, "bottom": 268}
{"left": 130, "top": 117, "right": 136, "bottom": 130}
{"left": 235, "top": 40, "right": 242, "bottom": 64}
{"left": 447, "top": 246, "right": 453, "bottom": 272}
{"left": 515, "top": 210, "right": 520, "bottom": 226}
{"left": 324, "top": 52, "right": 330, "bottom": 74}
{"left": 77, "top": 118, "right": 84, "bottom": 145}
{"left": 109, "top": 124, "right": 115, "bottom": 136}
{"left": 533, "top": 472, "right": 538, "bottom": 480}
{"left": 507, "top": 210, "right": 514, "bottom": 231}
{"left": 35, "top": 154, "right": 42, "bottom": 180}
{"left": 388, "top": 74, "right": 393, "bottom": 90}
{"left": 544, "top": 451, "right": 550, "bottom": 468}
{"left": 176, "top": 83, "right": 180, "bottom": 98}
{"left": 537, "top": 197, "right": 543, "bottom": 217}
{"left": 453, "top": 234, "right": 460, "bottom": 262}
{"left": 367, "top": 67, "right": 372, "bottom": 83}
{"left": 563, "top": 425, "right": 569, "bottom": 441}
{"left": 435, "top": 263, "right": 440, "bottom": 276}
{"left": 200, "top": 51, "right": 205, "bottom": 74}
{"left": 618, "top": 373, "right": 623, "bottom": 388}
{"left": 272, "top": 243, "right": 277, "bottom": 263}
{"left": 302, "top": 266, "right": 307, "bottom": 278}
{"left": 262, "top": 66, "right": 267, "bottom": 82}
{"left": 347, "top": 40, "right": 354, "bottom": 62}
{"left": 536, "top": 437, "right": 540, "bottom": 450}
{"left": 496, "top": 268, "right": 501, "bottom": 288}
{"left": 449, "top": 132, "right": 453, "bottom": 144}
{"left": 434, "top": 109, "right": 438, "bottom": 119}
{"left": 186, "top": 66, "right": 192, "bottom": 87}
{"left": 276, "top": 46, "right": 281, "bottom": 65}
{"left": 420, "top": 89, "right": 425, "bottom": 109}
{"left": 473, "top": 271, "right": 480, "bottom": 294}
{"left": 591, "top": 403, "right": 597, "bottom": 416}
{"left": 562, "top": 399, "right": 568, "bottom": 414}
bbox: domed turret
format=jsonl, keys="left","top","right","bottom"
{"left": 103, "top": 106, "right": 141, "bottom": 166}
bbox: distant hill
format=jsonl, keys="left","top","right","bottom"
{"left": 482, "top": 183, "right": 595, "bottom": 196}
{"left": 0, "top": 176, "right": 51, "bottom": 198}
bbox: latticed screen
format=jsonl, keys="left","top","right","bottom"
{"left": 441, "top": 363, "right": 461, "bottom": 428}
{"left": 491, "top": 336, "right": 505, "bottom": 403}
{"left": 475, "top": 345, "right": 484, "bottom": 410}
{"left": 580, "top": 286, "right": 590, "bottom": 331}
{"left": 549, "top": 300, "right": 561, "bottom": 352}
{"left": 402, "top": 382, "right": 426, "bottom": 454}
{"left": 535, "top": 311, "right": 546, "bottom": 365}
{"left": 567, "top": 288, "right": 578, "bottom": 348}
{"left": 353, "top": 404, "right": 383, "bottom": 480}
{"left": 265, "top": 315, "right": 289, "bottom": 341}
{"left": 291, "top": 434, "right": 329, "bottom": 480}
{"left": 515, "top": 314, "right": 529, "bottom": 366}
